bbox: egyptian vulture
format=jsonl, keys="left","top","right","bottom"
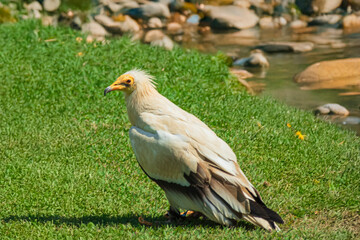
{"left": 104, "top": 69, "right": 283, "bottom": 231}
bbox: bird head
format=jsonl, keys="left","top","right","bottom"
{"left": 104, "top": 73, "right": 135, "bottom": 96}
{"left": 104, "top": 69, "right": 156, "bottom": 96}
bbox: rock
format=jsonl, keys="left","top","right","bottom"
{"left": 125, "top": 2, "right": 170, "bottom": 19}
{"left": 144, "top": 30, "right": 164, "bottom": 42}
{"left": 313, "top": 0, "right": 342, "bottom": 13}
{"left": 233, "top": 49, "right": 269, "bottom": 68}
{"left": 230, "top": 69, "right": 254, "bottom": 79}
{"left": 187, "top": 14, "right": 200, "bottom": 25}
{"left": 171, "top": 12, "right": 186, "bottom": 24}
{"left": 259, "top": 16, "right": 275, "bottom": 29}
{"left": 255, "top": 42, "right": 314, "bottom": 53}
{"left": 42, "top": 15, "right": 57, "bottom": 26}
{"left": 148, "top": 17, "right": 162, "bottom": 28}
{"left": 107, "top": 2, "right": 122, "bottom": 13}
{"left": 82, "top": 21, "right": 109, "bottom": 40}
{"left": 295, "top": 34, "right": 343, "bottom": 45}
{"left": 151, "top": 36, "right": 174, "bottom": 50}
{"left": 25, "top": 1, "right": 42, "bottom": 11}
{"left": 144, "top": 29, "right": 173, "bottom": 50}
{"left": 31, "top": 9, "right": 42, "bottom": 19}
{"left": 95, "top": 14, "right": 140, "bottom": 34}
{"left": 167, "top": 22, "right": 183, "bottom": 35}
{"left": 294, "top": 58, "right": 360, "bottom": 89}
{"left": 259, "top": 16, "right": 286, "bottom": 29}
{"left": 203, "top": 5, "right": 259, "bottom": 30}
{"left": 308, "top": 14, "right": 342, "bottom": 26}
{"left": 294, "top": 58, "right": 360, "bottom": 82}
{"left": 349, "top": 0, "right": 360, "bottom": 10}
{"left": 71, "top": 16, "right": 82, "bottom": 30}
{"left": 343, "top": 14, "right": 360, "bottom": 29}
{"left": 131, "top": 30, "right": 144, "bottom": 41}
{"left": 331, "top": 42, "right": 347, "bottom": 48}
{"left": 296, "top": 0, "right": 342, "bottom": 14}
{"left": 315, "top": 104, "right": 349, "bottom": 116}
{"left": 233, "top": 0, "right": 251, "bottom": 8}
{"left": 43, "top": 0, "right": 61, "bottom": 12}
{"left": 290, "top": 20, "right": 308, "bottom": 29}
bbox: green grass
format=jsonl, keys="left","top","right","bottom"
{"left": 0, "top": 20, "right": 359, "bottom": 239}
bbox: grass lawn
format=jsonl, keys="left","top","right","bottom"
{"left": 0, "top": 20, "right": 359, "bottom": 239}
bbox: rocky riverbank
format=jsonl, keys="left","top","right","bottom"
{"left": 1, "top": 0, "right": 359, "bottom": 133}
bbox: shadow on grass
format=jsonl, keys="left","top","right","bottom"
{"left": 1, "top": 214, "right": 256, "bottom": 230}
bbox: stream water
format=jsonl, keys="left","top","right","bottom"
{"left": 180, "top": 26, "right": 360, "bottom": 135}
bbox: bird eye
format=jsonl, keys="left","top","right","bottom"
{"left": 126, "top": 79, "right": 132, "bottom": 83}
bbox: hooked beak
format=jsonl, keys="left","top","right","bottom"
{"left": 104, "top": 86, "right": 112, "bottom": 96}
{"left": 104, "top": 80, "right": 127, "bottom": 96}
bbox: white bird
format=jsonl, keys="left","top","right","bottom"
{"left": 104, "top": 69, "right": 283, "bottom": 231}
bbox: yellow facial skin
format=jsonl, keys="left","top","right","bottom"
{"left": 104, "top": 74, "right": 134, "bottom": 96}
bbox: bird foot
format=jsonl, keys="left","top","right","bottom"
{"left": 180, "top": 210, "right": 203, "bottom": 219}
{"left": 164, "top": 210, "right": 203, "bottom": 223}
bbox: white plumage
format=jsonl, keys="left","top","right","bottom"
{"left": 104, "top": 69, "right": 283, "bottom": 231}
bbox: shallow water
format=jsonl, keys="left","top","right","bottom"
{"left": 180, "top": 26, "right": 360, "bottom": 135}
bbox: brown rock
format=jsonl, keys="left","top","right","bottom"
{"left": 295, "top": 58, "right": 360, "bottom": 83}
{"left": 167, "top": 22, "right": 183, "bottom": 35}
{"left": 148, "top": 17, "right": 162, "bottom": 28}
{"left": 343, "top": 14, "right": 360, "bottom": 29}
{"left": 43, "top": 0, "right": 61, "bottom": 12}
{"left": 294, "top": 58, "right": 360, "bottom": 89}
{"left": 144, "top": 30, "right": 164, "bottom": 42}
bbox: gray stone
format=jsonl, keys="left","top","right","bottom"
{"left": 315, "top": 104, "right": 349, "bottom": 116}
{"left": 255, "top": 42, "right": 314, "bottom": 53}
{"left": 296, "top": 0, "right": 342, "bottom": 14}
{"left": 309, "top": 14, "right": 342, "bottom": 26}
{"left": 43, "top": 0, "right": 61, "bottom": 12}
{"left": 126, "top": 2, "right": 170, "bottom": 19}
{"left": 203, "top": 5, "right": 259, "bottom": 30}
{"left": 233, "top": 49, "right": 269, "bottom": 68}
